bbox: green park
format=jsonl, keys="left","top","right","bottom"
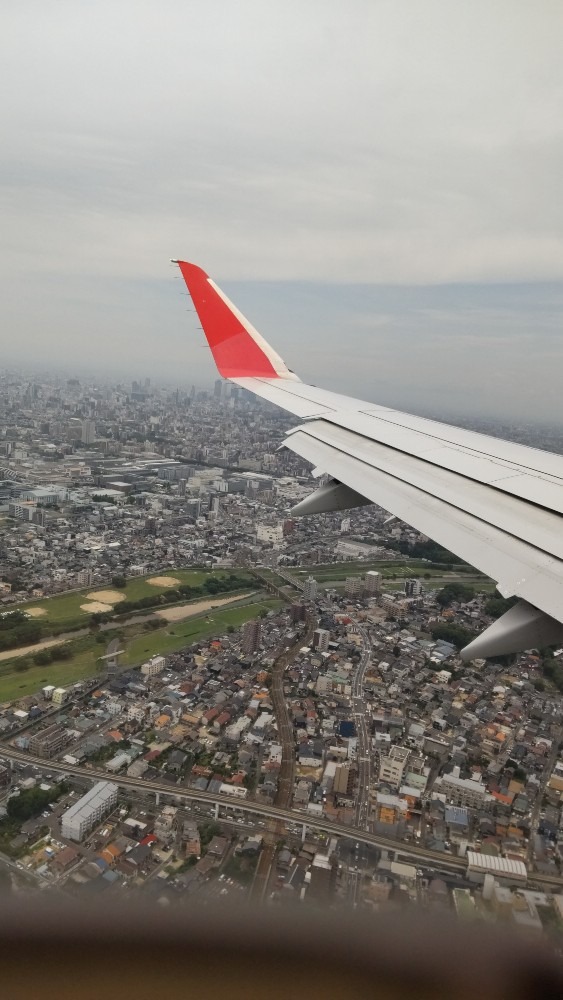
{"left": 0, "top": 597, "right": 283, "bottom": 703}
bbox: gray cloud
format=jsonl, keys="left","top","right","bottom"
{"left": 1, "top": 1, "right": 563, "bottom": 421}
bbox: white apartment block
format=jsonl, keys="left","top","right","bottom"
{"left": 379, "top": 745, "right": 410, "bottom": 788}
{"left": 141, "top": 655, "right": 166, "bottom": 677}
{"left": 61, "top": 782, "right": 118, "bottom": 842}
{"left": 438, "top": 771, "right": 487, "bottom": 809}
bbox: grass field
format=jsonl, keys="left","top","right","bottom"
{"left": 330, "top": 575, "right": 497, "bottom": 594}
{"left": 0, "top": 597, "right": 283, "bottom": 703}
{"left": 0, "top": 633, "right": 115, "bottom": 703}
{"left": 11, "top": 568, "right": 251, "bottom": 631}
{"left": 122, "top": 599, "right": 283, "bottom": 665}
{"left": 289, "top": 560, "right": 488, "bottom": 584}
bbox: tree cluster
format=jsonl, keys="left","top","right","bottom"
{"left": 33, "top": 645, "right": 73, "bottom": 666}
{"left": 0, "top": 611, "right": 42, "bottom": 652}
{"left": 542, "top": 656, "right": 563, "bottom": 693}
{"left": 431, "top": 622, "right": 476, "bottom": 650}
{"left": 7, "top": 781, "right": 68, "bottom": 821}
{"left": 436, "top": 582, "right": 475, "bottom": 607}
{"left": 484, "top": 591, "right": 518, "bottom": 618}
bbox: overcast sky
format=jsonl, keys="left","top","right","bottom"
{"left": 2, "top": 1, "right": 563, "bottom": 421}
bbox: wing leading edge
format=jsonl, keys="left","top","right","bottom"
{"left": 174, "top": 260, "right": 563, "bottom": 660}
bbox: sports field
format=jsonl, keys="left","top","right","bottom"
{"left": 10, "top": 568, "right": 252, "bottom": 631}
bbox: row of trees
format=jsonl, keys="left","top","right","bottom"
{"left": 385, "top": 538, "right": 467, "bottom": 565}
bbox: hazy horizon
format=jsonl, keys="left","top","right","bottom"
{"left": 2, "top": 2, "right": 562, "bottom": 424}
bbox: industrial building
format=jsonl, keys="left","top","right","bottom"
{"left": 61, "top": 782, "right": 118, "bottom": 842}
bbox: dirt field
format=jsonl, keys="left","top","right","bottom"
{"left": 147, "top": 576, "right": 181, "bottom": 587}
{"left": 86, "top": 590, "right": 126, "bottom": 604}
{"left": 81, "top": 602, "right": 112, "bottom": 613}
{"left": 155, "top": 593, "right": 254, "bottom": 622}
{"left": 0, "top": 637, "right": 69, "bottom": 663}
{"left": 24, "top": 608, "right": 47, "bottom": 618}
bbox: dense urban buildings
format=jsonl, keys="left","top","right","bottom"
{"left": 1, "top": 370, "right": 563, "bottom": 938}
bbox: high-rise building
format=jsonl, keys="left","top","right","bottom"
{"left": 214, "top": 379, "right": 222, "bottom": 399}
{"left": 345, "top": 577, "right": 363, "bottom": 597}
{"left": 81, "top": 419, "right": 96, "bottom": 445}
{"left": 242, "top": 619, "right": 262, "bottom": 655}
{"left": 404, "top": 578, "right": 423, "bottom": 597}
{"left": 333, "top": 763, "right": 353, "bottom": 796}
{"left": 303, "top": 576, "right": 318, "bottom": 602}
{"left": 186, "top": 498, "right": 201, "bottom": 519}
{"left": 364, "top": 570, "right": 382, "bottom": 596}
{"left": 312, "top": 628, "right": 330, "bottom": 652}
{"left": 290, "top": 604, "right": 307, "bottom": 623}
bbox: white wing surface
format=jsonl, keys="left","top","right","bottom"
{"left": 174, "top": 260, "right": 563, "bottom": 659}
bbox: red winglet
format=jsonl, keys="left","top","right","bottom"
{"left": 176, "top": 260, "right": 285, "bottom": 379}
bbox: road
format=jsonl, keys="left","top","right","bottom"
{"left": 527, "top": 725, "right": 562, "bottom": 865}
{"left": 0, "top": 848, "right": 48, "bottom": 889}
{"left": 250, "top": 613, "right": 316, "bottom": 903}
{"left": 349, "top": 619, "right": 373, "bottom": 830}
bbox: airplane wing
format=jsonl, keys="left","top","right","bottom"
{"left": 174, "top": 260, "right": 563, "bottom": 660}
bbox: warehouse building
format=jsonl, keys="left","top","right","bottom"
{"left": 61, "top": 782, "right": 118, "bottom": 842}
{"left": 466, "top": 852, "right": 527, "bottom": 887}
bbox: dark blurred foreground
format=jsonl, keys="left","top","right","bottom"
{"left": 3, "top": 899, "right": 563, "bottom": 999}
